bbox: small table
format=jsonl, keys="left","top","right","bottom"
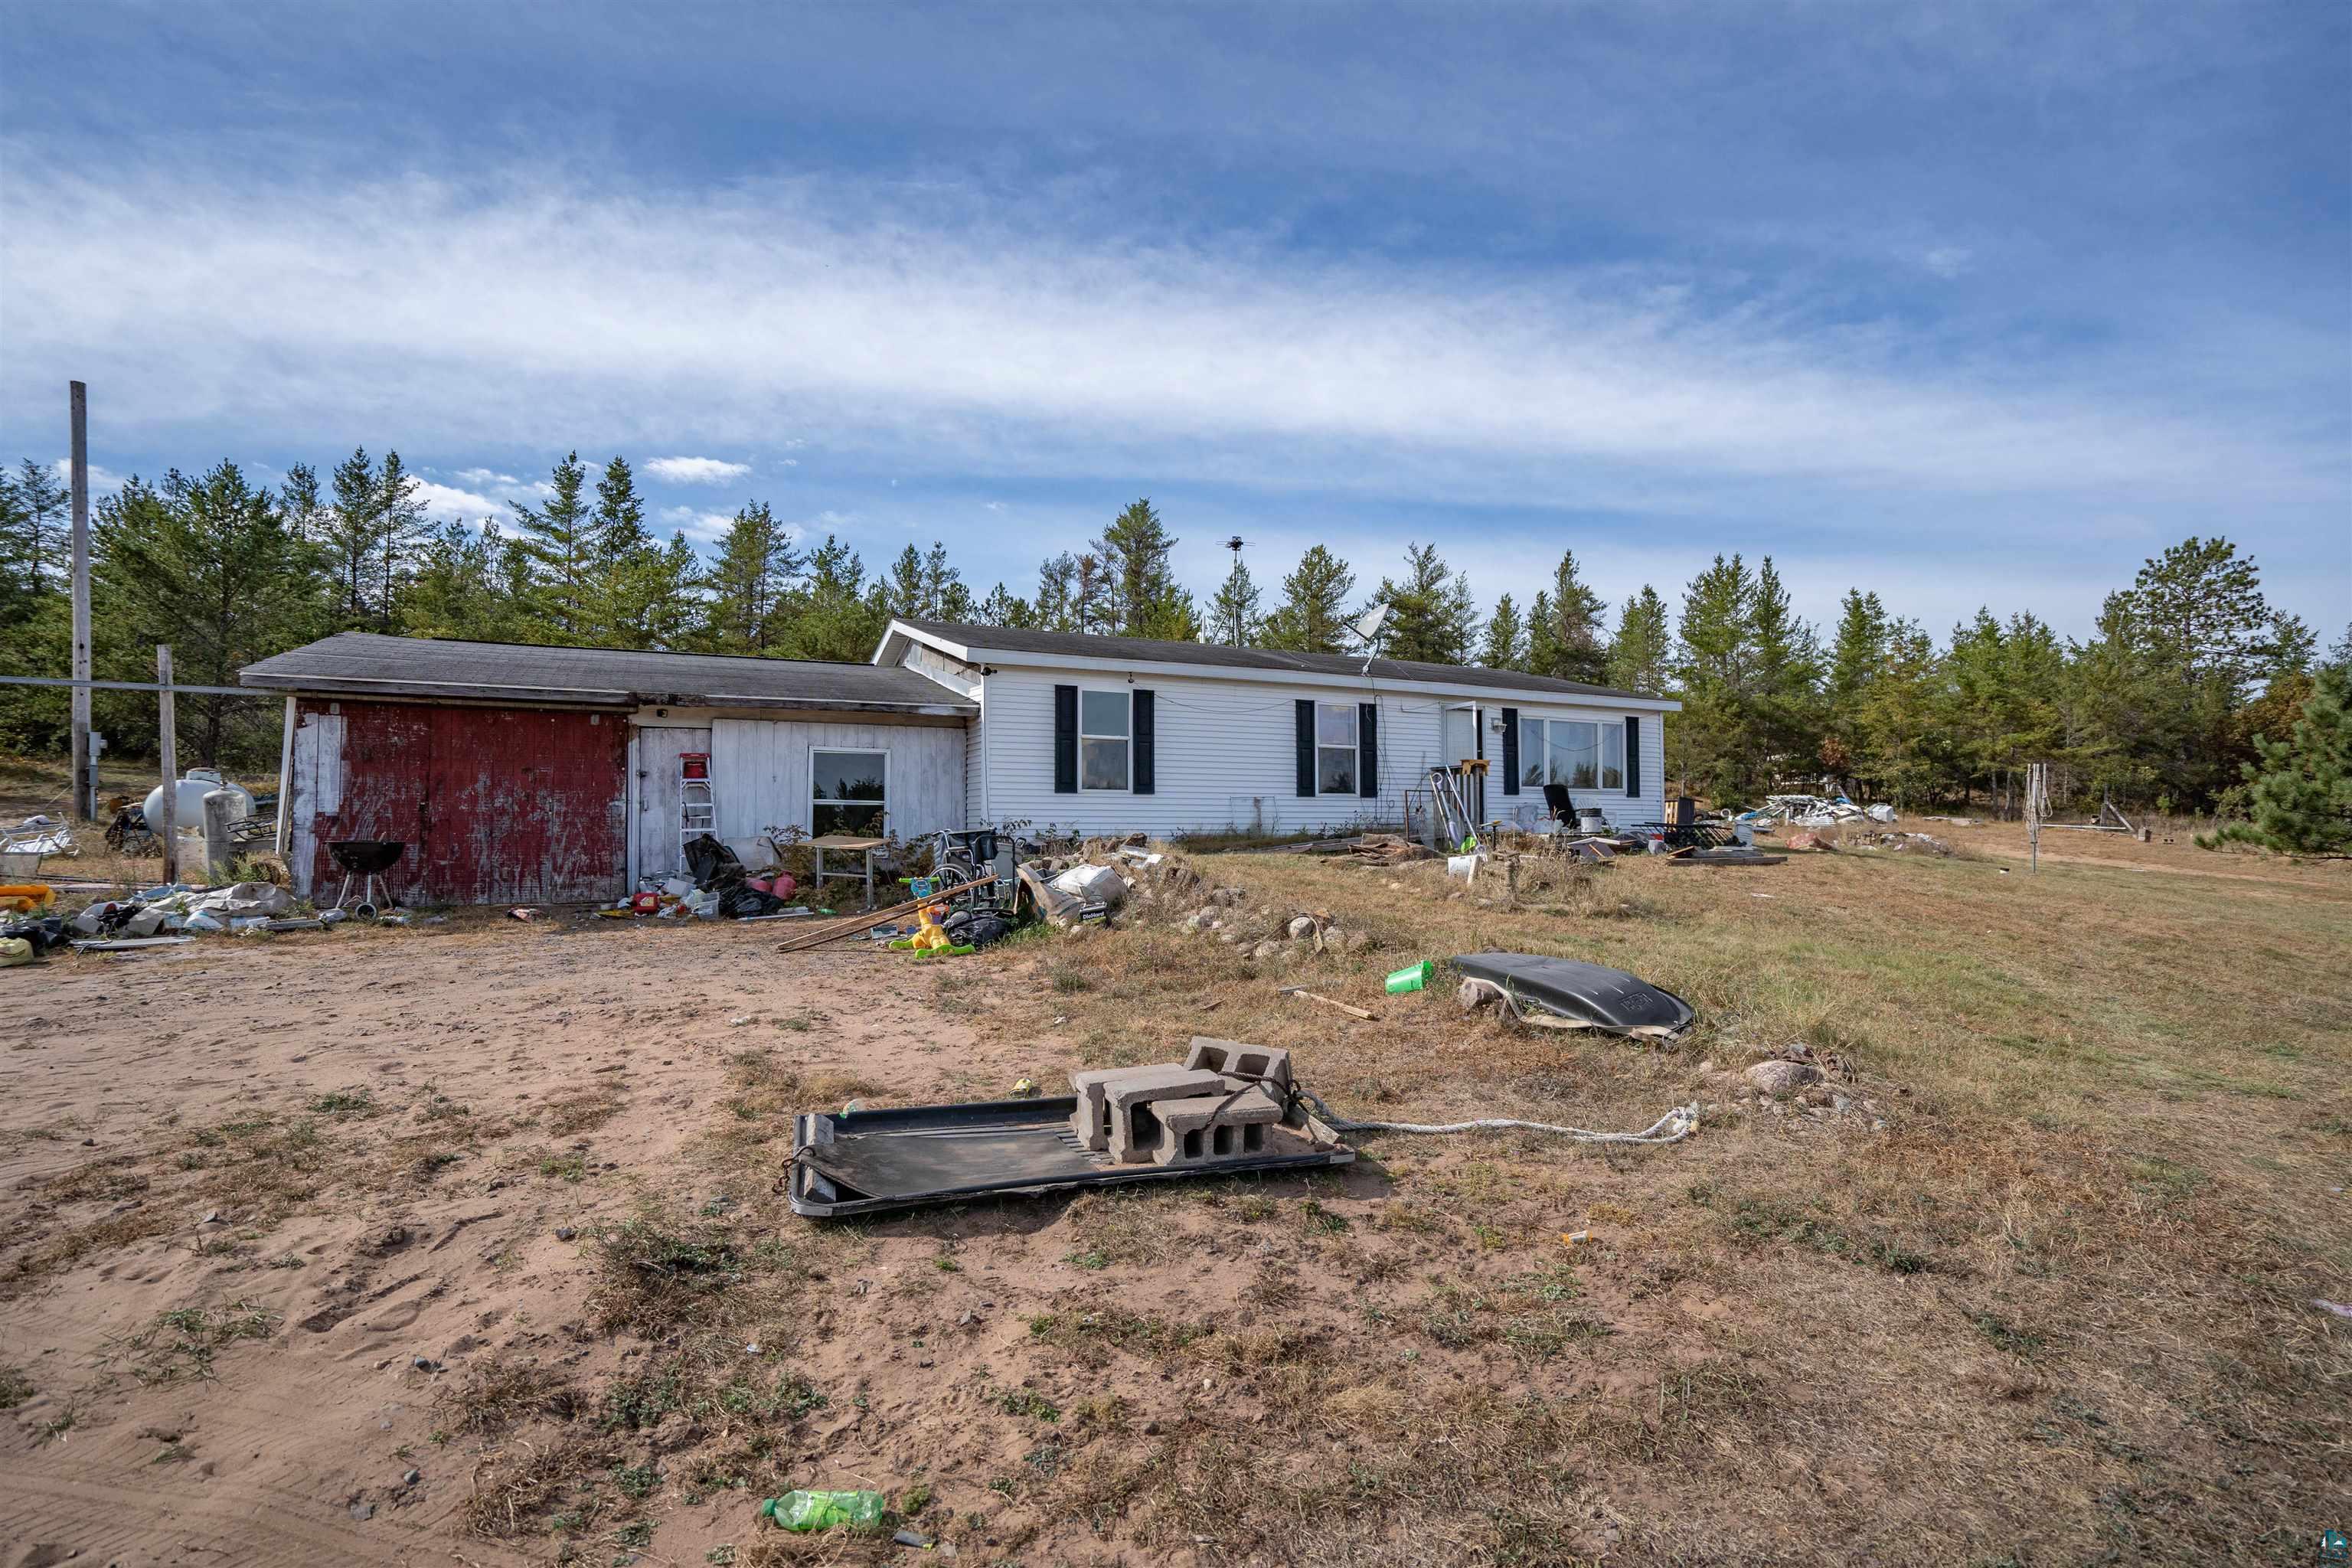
{"left": 808, "top": 835, "right": 888, "bottom": 910}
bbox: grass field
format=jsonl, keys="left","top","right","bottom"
{"left": 2, "top": 818, "right": 2344, "bottom": 1566}
{"left": 946, "top": 828, "right": 2350, "bottom": 1564}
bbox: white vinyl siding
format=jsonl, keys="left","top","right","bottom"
{"left": 958, "top": 663, "right": 1668, "bottom": 837}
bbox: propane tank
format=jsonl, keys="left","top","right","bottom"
{"left": 142, "top": 768, "right": 253, "bottom": 830}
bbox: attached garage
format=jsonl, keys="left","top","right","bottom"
{"left": 242, "top": 633, "right": 978, "bottom": 906}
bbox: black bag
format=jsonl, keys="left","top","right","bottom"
{"left": 683, "top": 833, "right": 746, "bottom": 890}
{"left": 942, "top": 910, "right": 1012, "bottom": 949}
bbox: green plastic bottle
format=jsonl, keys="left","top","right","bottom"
{"left": 759, "top": 1489, "right": 887, "bottom": 1532}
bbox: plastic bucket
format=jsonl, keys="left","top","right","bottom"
{"left": 1384, "top": 960, "right": 1435, "bottom": 995}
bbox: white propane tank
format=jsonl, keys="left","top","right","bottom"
{"left": 142, "top": 768, "right": 253, "bottom": 830}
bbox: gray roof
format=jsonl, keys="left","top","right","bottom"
{"left": 242, "top": 632, "right": 977, "bottom": 715}
{"left": 897, "top": 619, "right": 1661, "bottom": 701}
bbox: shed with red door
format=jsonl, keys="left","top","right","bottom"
{"left": 240, "top": 633, "right": 978, "bottom": 907}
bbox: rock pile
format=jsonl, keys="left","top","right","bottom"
{"left": 1687, "top": 1040, "right": 1890, "bottom": 1132}
{"left": 1099, "top": 848, "right": 1377, "bottom": 965}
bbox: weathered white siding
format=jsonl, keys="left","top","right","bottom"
{"left": 960, "top": 664, "right": 1667, "bottom": 837}
{"left": 897, "top": 643, "right": 990, "bottom": 827}
{"left": 707, "top": 717, "right": 965, "bottom": 843}
{"left": 629, "top": 724, "right": 711, "bottom": 879}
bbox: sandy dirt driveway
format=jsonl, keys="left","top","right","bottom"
{"left": 2, "top": 917, "right": 1053, "bottom": 1568}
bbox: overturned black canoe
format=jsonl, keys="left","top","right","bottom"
{"left": 1452, "top": 952, "right": 1696, "bottom": 1039}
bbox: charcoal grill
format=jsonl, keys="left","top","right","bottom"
{"left": 326, "top": 839, "right": 405, "bottom": 918}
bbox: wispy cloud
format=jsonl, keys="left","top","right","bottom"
{"left": 452, "top": 466, "right": 523, "bottom": 488}
{"left": 657, "top": 504, "right": 738, "bottom": 543}
{"left": 5, "top": 163, "right": 2334, "bottom": 524}
{"left": 645, "top": 456, "right": 752, "bottom": 485}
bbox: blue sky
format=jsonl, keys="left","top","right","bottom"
{"left": 4, "top": 1, "right": 2347, "bottom": 644}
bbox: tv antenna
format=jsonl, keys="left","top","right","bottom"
{"left": 1223, "top": 536, "right": 1248, "bottom": 645}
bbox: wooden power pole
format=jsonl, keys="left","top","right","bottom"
{"left": 70, "top": 381, "right": 93, "bottom": 821}
{"left": 157, "top": 646, "right": 178, "bottom": 884}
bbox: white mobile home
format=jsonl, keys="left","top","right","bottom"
{"left": 874, "top": 619, "right": 1681, "bottom": 840}
{"left": 242, "top": 623, "right": 1678, "bottom": 903}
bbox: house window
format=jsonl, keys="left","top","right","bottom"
{"left": 812, "top": 750, "right": 887, "bottom": 836}
{"left": 1520, "top": 717, "right": 1622, "bottom": 790}
{"left": 1080, "top": 690, "right": 1130, "bottom": 791}
{"left": 1316, "top": 703, "right": 1358, "bottom": 794}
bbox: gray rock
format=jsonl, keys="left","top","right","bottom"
{"left": 348, "top": 1501, "right": 375, "bottom": 1522}
{"left": 402, "top": 1468, "right": 420, "bottom": 1486}
{"left": 1745, "top": 1060, "right": 1823, "bottom": 1096}
{"left": 1286, "top": 916, "right": 1316, "bottom": 940}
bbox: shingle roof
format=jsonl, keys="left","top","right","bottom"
{"left": 896, "top": 619, "right": 1661, "bottom": 701}
{"left": 241, "top": 632, "right": 977, "bottom": 714}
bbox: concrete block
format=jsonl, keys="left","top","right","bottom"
{"left": 1068, "top": 1064, "right": 1224, "bottom": 1155}
{"left": 1102, "top": 1067, "right": 1233, "bottom": 1165}
{"left": 1184, "top": 1038, "right": 1293, "bottom": 1096}
{"left": 1148, "top": 1084, "right": 1285, "bottom": 1168}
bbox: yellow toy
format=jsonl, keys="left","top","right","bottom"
{"left": 890, "top": 903, "right": 974, "bottom": 959}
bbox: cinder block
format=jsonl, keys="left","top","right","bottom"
{"left": 1184, "top": 1037, "right": 1294, "bottom": 1097}
{"left": 1149, "top": 1084, "right": 1285, "bottom": 1168}
{"left": 1102, "top": 1067, "right": 1233, "bottom": 1165}
{"left": 1067, "top": 1064, "right": 1226, "bottom": 1155}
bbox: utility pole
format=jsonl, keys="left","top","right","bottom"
{"left": 157, "top": 646, "right": 178, "bottom": 885}
{"left": 70, "top": 381, "right": 93, "bottom": 821}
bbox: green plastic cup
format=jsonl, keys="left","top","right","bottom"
{"left": 1384, "top": 960, "right": 1434, "bottom": 995}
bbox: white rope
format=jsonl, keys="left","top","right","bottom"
{"left": 1300, "top": 1091, "right": 1700, "bottom": 1145}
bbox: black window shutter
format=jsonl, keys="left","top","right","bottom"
{"left": 1500, "top": 707, "right": 1519, "bottom": 795}
{"left": 1625, "top": 716, "right": 1641, "bottom": 798}
{"left": 1295, "top": 700, "right": 1317, "bottom": 796}
{"left": 1132, "top": 689, "right": 1155, "bottom": 795}
{"left": 1054, "top": 684, "right": 1078, "bottom": 794}
{"left": 1357, "top": 702, "right": 1379, "bottom": 798}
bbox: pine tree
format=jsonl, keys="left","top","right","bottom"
{"left": 510, "top": 452, "right": 596, "bottom": 640}
{"left": 1747, "top": 556, "right": 1821, "bottom": 776}
{"left": 1210, "top": 557, "right": 1263, "bottom": 646}
{"left": 278, "top": 463, "right": 325, "bottom": 545}
{"left": 5, "top": 459, "right": 69, "bottom": 585}
{"left": 637, "top": 534, "right": 704, "bottom": 652}
{"left": 93, "top": 463, "right": 325, "bottom": 762}
{"left": 1032, "top": 554, "right": 1080, "bottom": 632}
{"left": 0, "top": 464, "right": 70, "bottom": 753}
{"left": 2204, "top": 668, "right": 2351, "bottom": 854}
{"left": 323, "top": 447, "right": 383, "bottom": 629}
{"left": 925, "top": 542, "right": 976, "bottom": 622}
{"left": 1071, "top": 551, "right": 1117, "bottom": 635}
{"left": 699, "top": 501, "right": 801, "bottom": 653}
{"left": 1605, "top": 586, "right": 1672, "bottom": 695}
{"left": 1374, "top": 542, "right": 1477, "bottom": 665}
{"left": 371, "top": 451, "right": 427, "bottom": 632}
{"left": 778, "top": 534, "right": 887, "bottom": 662}
{"left": 586, "top": 455, "right": 652, "bottom": 645}
{"left": 976, "top": 582, "right": 1033, "bottom": 627}
{"left": 1093, "top": 498, "right": 1197, "bottom": 639}
{"left": 1671, "top": 554, "right": 1759, "bottom": 798}
{"left": 403, "top": 520, "right": 534, "bottom": 643}
{"left": 1259, "top": 546, "right": 1357, "bottom": 654}
{"left": 1524, "top": 549, "right": 1608, "bottom": 683}
{"left": 1480, "top": 594, "right": 1525, "bottom": 670}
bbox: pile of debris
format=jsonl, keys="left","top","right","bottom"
{"left": 6, "top": 877, "right": 357, "bottom": 959}
{"left": 1738, "top": 795, "right": 1897, "bottom": 830}
{"left": 2, "top": 813, "right": 75, "bottom": 859}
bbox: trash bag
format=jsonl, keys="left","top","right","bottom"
{"left": 717, "top": 883, "right": 786, "bottom": 919}
{"left": 683, "top": 833, "right": 747, "bottom": 890}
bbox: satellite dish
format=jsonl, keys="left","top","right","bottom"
{"left": 1351, "top": 603, "right": 1390, "bottom": 647}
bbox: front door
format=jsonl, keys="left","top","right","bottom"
{"left": 630, "top": 725, "right": 712, "bottom": 881}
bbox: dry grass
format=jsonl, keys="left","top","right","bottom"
{"left": 967, "top": 840, "right": 2352, "bottom": 1564}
